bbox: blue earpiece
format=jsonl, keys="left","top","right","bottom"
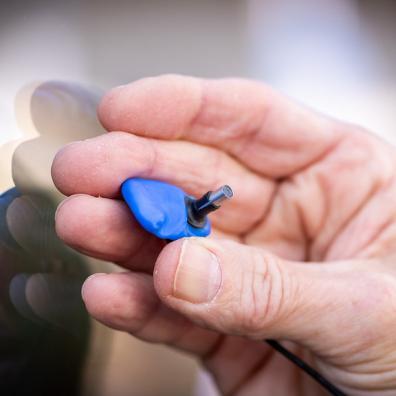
{"left": 121, "top": 178, "right": 232, "bottom": 240}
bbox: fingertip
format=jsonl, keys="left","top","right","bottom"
{"left": 97, "top": 84, "right": 126, "bottom": 131}
{"left": 81, "top": 272, "right": 107, "bottom": 303}
{"left": 52, "top": 141, "right": 88, "bottom": 196}
{"left": 81, "top": 272, "right": 118, "bottom": 322}
{"left": 97, "top": 74, "right": 202, "bottom": 137}
{"left": 54, "top": 194, "right": 142, "bottom": 262}
{"left": 55, "top": 194, "right": 89, "bottom": 243}
{"left": 81, "top": 272, "right": 158, "bottom": 331}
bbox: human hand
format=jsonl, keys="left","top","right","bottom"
{"left": 52, "top": 75, "right": 396, "bottom": 395}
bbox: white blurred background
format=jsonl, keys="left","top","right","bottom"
{"left": 1, "top": 0, "right": 396, "bottom": 146}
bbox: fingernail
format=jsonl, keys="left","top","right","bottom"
{"left": 55, "top": 194, "right": 85, "bottom": 220}
{"left": 173, "top": 239, "right": 221, "bottom": 304}
{"left": 81, "top": 273, "right": 107, "bottom": 300}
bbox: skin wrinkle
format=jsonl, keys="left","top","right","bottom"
{"left": 241, "top": 182, "right": 279, "bottom": 243}
{"left": 286, "top": 135, "right": 346, "bottom": 243}
{"left": 321, "top": 165, "right": 394, "bottom": 262}
{"left": 240, "top": 134, "right": 344, "bottom": 259}
{"left": 358, "top": 220, "right": 396, "bottom": 259}
{"left": 238, "top": 119, "right": 338, "bottom": 179}
{"left": 283, "top": 125, "right": 345, "bottom": 181}
{"left": 339, "top": 358, "right": 396, "bottom": 376}
{"left": 255, "top": 252, "right": 272, "bottom": 335}
{"left": 131, "top": 287, "right": 162, "bottom": 335}
{"left": 333, "top": 178, "right": 396, "bottom": 260}
{"left": 137, "top": 306, "right": 190, "bottom": 345}
{"left": 120, "top": 236, "right": 166, "bottom": 273}
{"left": 293, "top": 191, "right": 310, "bottom": 261}
{"left": 229, "top": 98, "right": 272, "bottom": 165}
{"left": 274, "top": 260, "right": 286, "bottom": 335}
{"left": 269, "top": 181, "right": 309, "bottom": 259}
{"left": 142, "top": 138, "right": 160, "bottom": 180}
{"left": 187, "top": 78, "right": 206, "bottom": 137}
{"left": 346, "top": 214, "right": 395, "bottom": 260}
{"left": 306, "top": 167, "right": 331, "bottom": 261}
{"left": 163, "top": 320, "right": 200, "bottom": 345}
{"left": 326, "top": 362, "right": 396, "bottom": 393}
{"left": 170, "top": 323, "right": 215, "bottom": 355}
{"left": 251, "top": 253, "right": 260, "bottom": 333}
{"left": 188, "top": 80, "right": 267, "bottom": 149}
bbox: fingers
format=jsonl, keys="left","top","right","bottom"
{"left": 52, "top": 131, "right": 273, "bottom": 233}
{"left": 98, "top": 74, "right": 343, "bottom": 177}
{"left": 54, "top": 194, "right": 238, "bottom": 272}
{"left": 153, "top": 237, "right": 388, "bottom": 353}
{"left": 81, "top": 271, "right": 220, "bottom": 356}
{"left": 81, "top": 271, "right": 296, "bottom": 395}
{"left": 55, "top": 194, "right": 163, "bottom": 271}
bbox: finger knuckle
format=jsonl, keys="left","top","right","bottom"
{"left": 233, "top": 250, "right": 286, "bottom": 337}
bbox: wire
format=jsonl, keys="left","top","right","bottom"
{"left": 266, "top": 340, "right": 347, "bottom": 396}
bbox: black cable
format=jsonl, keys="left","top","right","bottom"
{"left": 266, "top": 340, "right": 347, "bottom": 396}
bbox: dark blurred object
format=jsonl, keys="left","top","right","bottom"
{"left": 0, "top": 188, "right": 90, "bottom": 396}
{"left": 0, "top": 81, "right": 105, "bottom": 396}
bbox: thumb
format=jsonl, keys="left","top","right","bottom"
{"left": 153, "top": 237, "right": 375, "bottom": 347}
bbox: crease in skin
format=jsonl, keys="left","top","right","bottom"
{"left": 187, "top": 81, "right": 268, "bottom": 154}
{"left": 292, "top": 194, "right": 311, "bottom": 261}
{"left": 316, "top": 358, "right": 396, "bottom": 393}
{"left": 241, "top": 183, "right": 279, "bottom": 244}
{"left": 317, "top": 155, "right": 395, "bottom": 261}
{"left": 358, "top": 221, "right": 396, "bottom": 259}
{"left": 281, "top": 126, "right": 345, "bottom": 182}
{"left": 328, "top": 178, "right": 396, "bottom": 260}
{"left": 240, "top": 132, "right": 345, "bottom": 261}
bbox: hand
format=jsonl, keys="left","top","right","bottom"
{"left": 52, "top": 75, "right": 396, "bottom": 395}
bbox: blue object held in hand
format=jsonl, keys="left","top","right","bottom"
{"left": 121, "top": 178, "right": 232, "bottom": 241}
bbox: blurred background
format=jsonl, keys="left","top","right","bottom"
{"left": 1, "top": 1, "right": 396, "bottom": 395}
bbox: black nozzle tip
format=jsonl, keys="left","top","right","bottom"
{"left": 186, "top": 185, "right": 233, "bottom": 228}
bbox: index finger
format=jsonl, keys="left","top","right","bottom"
{"left": 98, "top": 75, "right": 343, "bottom": 178}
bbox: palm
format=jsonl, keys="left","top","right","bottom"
{"left": 53, "top": 75, "right": 396, "bottom": 395}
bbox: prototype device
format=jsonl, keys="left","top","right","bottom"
{"left": 121, "top": 178, "right": 232, "bottom": 240}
